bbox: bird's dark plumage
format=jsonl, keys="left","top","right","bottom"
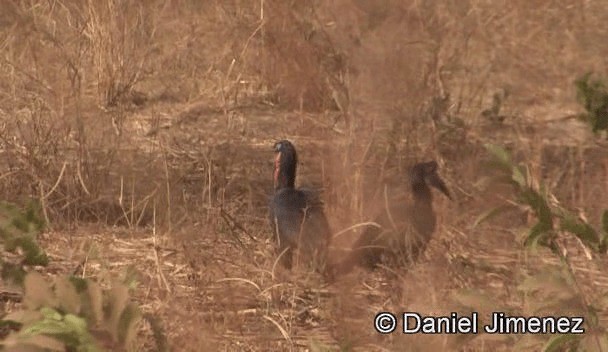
{"left": 269, "top": 140, "right": 332, "bottom": 273}
{"left": 338, "top": 160, "right": 451, "bottom": 272}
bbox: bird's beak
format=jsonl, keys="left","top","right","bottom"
{"left": 427, "top": 173, "right": 452, "bottom": 200}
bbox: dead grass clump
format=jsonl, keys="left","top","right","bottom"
{"left": 261, "top": 0, "right": 346, "bottom": 112}
{"left": 0, "top": 1, "right": 269, "bottom": 227}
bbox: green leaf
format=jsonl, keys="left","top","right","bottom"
{"left": 39, "top": 307, "right": 63, "bottom": 321}
{"left": 0, "top": 200, "right": 48, "bottom": 287}
{"left": 519, "top": 188, "right": 552, "bottom": 225}
{"left": 559, "top": 211, "right": 600, "bottom": 250}
{"left": 69, "top": 276, "right": 89, "bottom": 293}
{"left": 511, "top": 165, "right": 527, "bottom": 188}
{"left": 15, "top": 236, "right": 49, "bottom": 266}
{"left": 24, "top": 313, "right": 71, "bottom": 337}
{"left": 22, "top": 308, "right": 100, "bottom": 352}
{"left": 523, "top": 221, "right": 552, "bottom": 250}
{"left": 63, "top": 314, "right": 89, "bottom": 335}
{"left": 484, "top": 144, "right": 512, "bottom": 171}
{"left": 574, "top": 72, "right": 608, "bottom": 134}
{"left": 472, "top": 204, "right": 514, "bottom": 228}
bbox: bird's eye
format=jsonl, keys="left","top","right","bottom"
{"left": 274, "top": 142, "right": 282, "bottom": 152}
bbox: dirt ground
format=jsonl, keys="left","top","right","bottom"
{"left": 1, "top": 1, "right": 608, "bottom": 351}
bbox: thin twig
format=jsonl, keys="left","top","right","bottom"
{"left": 42, "top": 161, "right": 67, "bottom": 199}
{"left": 220, "top": 207, "right": 257, "bottom": 242}
{"left": 330, "top": 221, "right": 382, "bottom": 240}
{"left": 152, "top": 205, "right": 171, "bottom": 293}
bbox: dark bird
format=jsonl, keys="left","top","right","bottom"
{"left": 269, "top": 140, "right": 332, "bottom": 274}
{"left": 337, "top": 161, "right": 451, "bottom": 273}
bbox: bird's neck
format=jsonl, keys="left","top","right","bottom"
{"left": 411, "top": 183, "right": 433, "bottom": 204}
{"left": 410, "top": 185, "right": 437, "bottom": 236}
{"left": 274, "top": 153, "right": 296, "bottom": 190}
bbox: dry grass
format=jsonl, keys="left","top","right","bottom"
{"left": 1, "top": 0, "right": 608, "bottom": 351}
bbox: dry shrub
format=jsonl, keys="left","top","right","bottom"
{"left": 261, "top": 0, "right": 344, "bottom": 111}
{"left": 0, "top": 0, "right": 268, "bottom": 227}
{"left": 1, "top": 0, "right": 606, "bottom": 226}
{"left": 84, "top": 0, "right": 159, "bottom": 109}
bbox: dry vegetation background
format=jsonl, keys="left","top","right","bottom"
{"left": 1, "top": 0, "right": 608, "bottom": 351}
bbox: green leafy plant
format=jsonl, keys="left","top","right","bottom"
{"left": 1, "top": 272, "right": 143, "bottom": 351}
{"left": 575, "top": 72, "right": 608, "bottom": 137}
{"left": 0, "top": 201, "right": 166, "bottom": 351}
{"left": 481, "top": 89, "right": 509, "bottom": 123}
{"left": 477, "top": 144, "right": 608, "bottom": 352}
{"left": 482, "top": 144, "right": 608, "bottom": 254}
{"left": 0, "top": 201, "right": 48, "bottom": 285}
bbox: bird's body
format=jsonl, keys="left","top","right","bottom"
{"left": 269, "top": 140, "right": 331, "bottom": 272}
{"left": 341, "top": 161, "right": 451, "bottom": 271}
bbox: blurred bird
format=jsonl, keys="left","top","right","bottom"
{"left": 336, "top": 161, "right": 451, "bottom": 273}
{"left": 269, "top": 140, "right": 332, "bottom": 275}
